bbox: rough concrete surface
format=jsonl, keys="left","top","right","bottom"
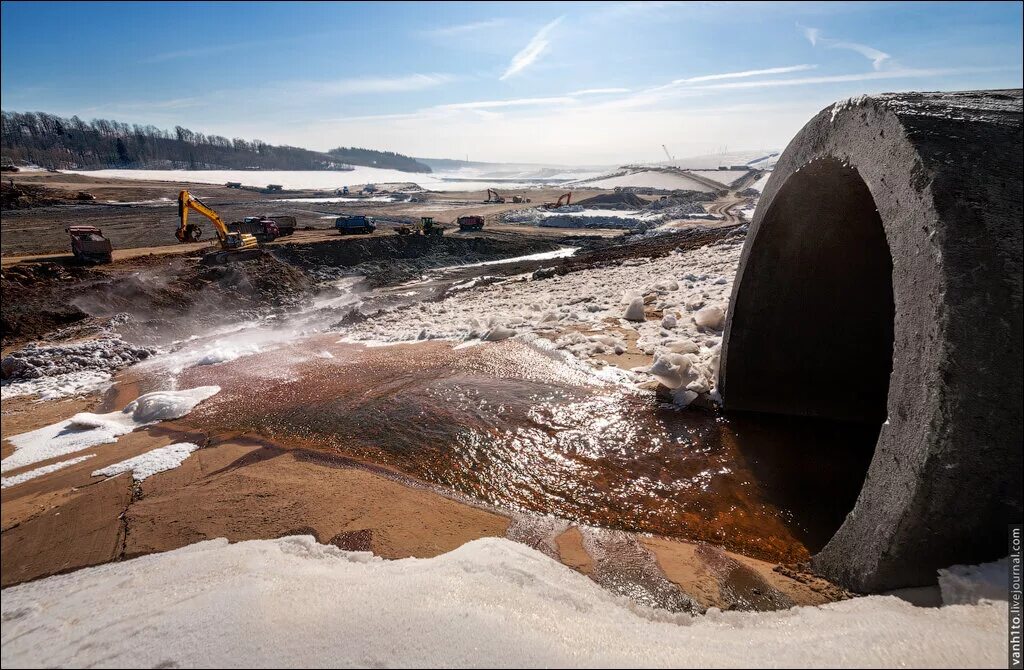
{"left": 720, "top": 90, "right": 1023, "bottom": 591}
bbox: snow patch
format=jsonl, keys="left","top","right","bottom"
{"left": 0, "top": 536, "right": 1007, "bottom": 668}
{"left": 938, "top": 557, "right": 1009, "bottom": 605}
{"left": 1, "top": 387, "right": 220, "bottom": 473}
{"left": 0, "top": 370, "right": 112, "bottom": 401}
{"left": 0, "top": 454, "right": 96, "bottom": 489}
{"left": 92, "top": 442, "right": 201, "bottom": 481}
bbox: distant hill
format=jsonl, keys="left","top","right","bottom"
{"left": 0, "top": 111, "right": 431, "bottom": 173}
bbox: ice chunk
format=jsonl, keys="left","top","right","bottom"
{"left": 623, "top": 297, "right": 646, "bottom": 322}
{"left": 666, "top": 339, "right": 700, "bottom": 354}
{"left": 694, "top": 306, "right": 726, "bottom": 330}
{"left": 938, "top": 557, "right": 1009, "bottom": 605}
{"left": 482, "top": 325, "right": 516, "bottom": 341}
{"left": 93, "top": 442, "right": 200, "bottom": 482}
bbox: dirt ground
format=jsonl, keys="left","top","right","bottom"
{"left": 1, "top": 170, "right": 615, "bottom": 258}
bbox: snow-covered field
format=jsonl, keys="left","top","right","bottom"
{"left": 346, "top": 234, "right": 743, "bottom": 405}
{"left": 688, "top": 169, "right": 749, "bottom": 187}
{"left": 67, "top": 167, "right": 559, "bottom": 193}
{"left": 575, "top": 169, "right": 716, "bottom": 192}
{"left": 0, "top": 535, "right": 1006, "bottom": 668}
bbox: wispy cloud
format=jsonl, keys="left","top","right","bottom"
{"left": 144, "top": 43, "right": 256, "bottom": 64}
{"left": 424, "top": 19, "right": 508, "bottom": 37}
{"left": 673, "top": 64, "right": 817, "bottom": 84}
{"left": 500, "top": 17, "right": 563, "bottom": 80}
{"left": 569, "top": 87, "right": 632, "bottom": 96}
{"left": 436, "top": 96, "right": 576, "bottom": 111}
{"left": 289, "top": 73, "right": 456, "bottom": 97}
{"left": 694, "top": 66, "right": 1007, "bottom": 90}
{"left": 801, "top": 25, "right": 890, "bottom": 70}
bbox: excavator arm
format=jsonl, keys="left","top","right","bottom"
{"left": 176, "top": 190, "right": 258, "bottom": 251}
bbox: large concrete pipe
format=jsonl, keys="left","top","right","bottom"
{"left": 719, "top": 90, "right": 1023, "bottom": 592}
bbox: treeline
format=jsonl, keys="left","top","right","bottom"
{"left": 328, "top": 147, "right": 431, "bottom": 173}
{"left": 0, "top": 111, "right": 432, "bottom": 173}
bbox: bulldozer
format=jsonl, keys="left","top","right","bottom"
{"left": 175, "top": 190, "right": 263, "bottom": 264}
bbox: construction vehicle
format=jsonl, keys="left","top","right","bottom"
{"left": 543, "top": 192, "right": 572, "bottom": 209}
{"left": 457, "top": 215, "right": 484, "bottom": 231}
{"left": 335, "top": 215, "right": 376, "bottom": 234}
{"left": 67, "top": 226, "right": 113, "bottom": 264}
{"left": 268, "top": 215, "right": 296, "bottom": 236}
{"left": 485, "top": 188, "right": 505, "bottom": 203}
{"left": 175, "top": 190, "right": 261, "bottom": 263}
{"left": 418, "top": 216, "right": 443, "bottom": 236}
{"left": 228, "top": 217, "right": 280, "bottom": 243}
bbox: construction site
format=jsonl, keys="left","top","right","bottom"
{"left": 1, "top": 90, "right": 1020, "bottom": 668}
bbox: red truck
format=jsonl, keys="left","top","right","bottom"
{"left": 228, "top": 217, "right": 280, "bottom": 243}
{"left": 67, "top": 226, "right": 113, "bottom": 264}
{"left": 457, "top": 215, "right": 485, "bottom": 231}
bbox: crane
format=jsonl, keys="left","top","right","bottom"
{"left": 662, "top": 144, "right": 674, "bottom": 162}
{"left": 175, "top": 190, "right": 261, "bottom": 262}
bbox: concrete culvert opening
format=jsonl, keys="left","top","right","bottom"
{"left": 722, "top": 158, "right": 894, "bottom": 425}
{"left": 720, "top": 90, "right": 1023, "bottom": 593}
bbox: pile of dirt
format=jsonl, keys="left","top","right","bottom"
{"left": 0, "top": 182, "right": 67, "bottom": 210}
{"left": 74, "top": 254, "right": 316, "bottom": 345}
{"left": 274, "top": 235, "right": 563, "bottom": 286}
{"left": 1, "top": 262, "right": 103, "bottom": 349}
{"left": 2, "top": 253, "right": 316, "bottom": 350}
{"left": 575, "top": 192, "right": 650, "bottom": 209}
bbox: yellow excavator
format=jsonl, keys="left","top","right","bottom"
{"left": 175, "top": 190, "right": 262, "bottom": 263}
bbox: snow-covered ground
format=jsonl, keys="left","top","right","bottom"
{"left": 688, "top": 169, "right": 749, "bottom": 187}
{"left": 345, "top": 234, "right": 743, "bottom": 405}
{"left": 1, "top": 386, "right": 219, "bottom": 473}
{"left": 92, "top": 442, "right": 200, "bottom": 482}
{"left": 574, "top": 169, "right": 716, "bottom": 192}
{"left": 750, "top": 171, "right": 772, "bottom": 193}
{"left": 0, "top": 535, "right": 1006, "bottom": 668}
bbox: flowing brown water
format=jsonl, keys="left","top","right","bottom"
{"left": 178, "top": 338, "right": 876, "bottom": 564}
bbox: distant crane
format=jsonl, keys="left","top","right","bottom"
{"left": 662, "top": 144, "right": 674, "bottom": 162}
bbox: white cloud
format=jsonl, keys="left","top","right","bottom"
{"left": 694, "top": 66, "right": 1006, "bottom": 90}
{"left": 500, "top": 17, "right": 563, "bottom": 80}
{"left": 568, "top": 87, "right": 632, "bottom": 95}
{"left": 674, "top": 64, "right": 817, "bottom": 84}
{"left": 424, "top": 19, "right": 508, "bottom": 37}
{"left": 289, "top": 73, "right": 456, "bottom": 97}
{"left": 436, "top": 96, "right": 576, "bottom": 111}
{"left": 801, "top": 26, "right": 890, "bottom": 70}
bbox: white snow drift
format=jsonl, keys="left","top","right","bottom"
{"left": 1, "top": 387, "right": 219, "bottom": 473}
{"left": 0, "top": 536, "right": 1006, "bottom": 668}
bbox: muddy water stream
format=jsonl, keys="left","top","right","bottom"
{"left": 167, "top": 335, "right": 875, "bottom": 565}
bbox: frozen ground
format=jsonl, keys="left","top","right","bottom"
{"left": 0, "top": 535, "right": 1006, "bottom": 668}
{"left": 1, "top": 386, "right": 219, "bottom": 473}
{"left": 688, "top": 169, "right": 749, "bottom": 187}
{"left": 346, "top": 234, "right": 743, "bottom": 405}
{"left": 0, "top": 336, "right": 155, "bottom": 401}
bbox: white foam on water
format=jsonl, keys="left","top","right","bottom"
{"left": 1, "top": 387, "right": 220, "bottom": 473}
{"left": 0, "top": 536, "right": 1006, "bottom": 668}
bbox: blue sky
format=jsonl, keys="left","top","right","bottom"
{"left": 2, "top": 1, "right": 1021, "bottom": 164}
